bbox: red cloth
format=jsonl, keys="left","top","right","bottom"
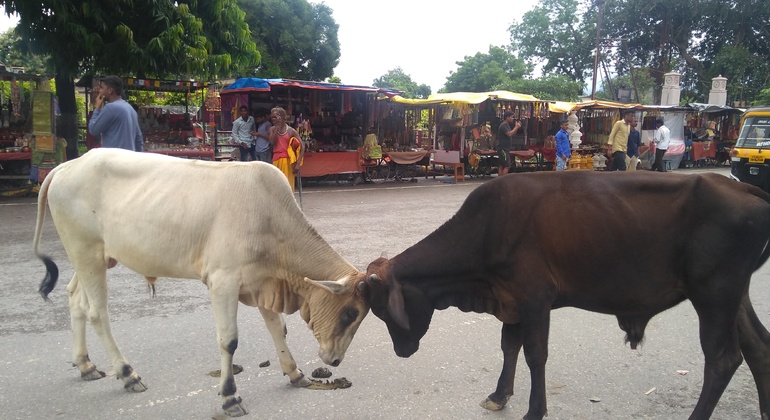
{"left": 530, "top": 146, "right": 556, "bottom": 162}
{"left": 691, "top": 141, "right": 716, "bottom": 161}
{"left": 0, "top": 152, "right": 32, "bottom": 161}
{"left": 301, "top": 152, "right": 362, "bottom": 177}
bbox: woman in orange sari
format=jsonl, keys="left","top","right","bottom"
{"left": 269, "top": 107, "right": 305, "bottom": 192}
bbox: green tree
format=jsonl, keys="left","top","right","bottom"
{"left": 0, "top": 28, "right": 51, "bottom": 75}
{"left": 1, "top": 0, "right": 258, "bottom": 159}
{"left": 441, "top": 46, "right": 531, "bottom": 93}
{"left": 239, "top": 0, "right": 340, "bottom": 80}
{"left": 498, "top": 75, "right": 583, "bottom": 101}
{"left": 326, "top": 76, "right": 342, "bottom": 84}
{"left": 602, "top": 0, "right": 770, "bottom": 103}
{"left": 508, "top": 0, "right": 596, "bottom": 84}
{"left": 754, "top": 87, "right": 770, "bottom": 106}
{"left": 373, "top": 67, "right": 431, "bottom": 99}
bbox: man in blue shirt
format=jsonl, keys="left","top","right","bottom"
{"left": 252, "top": 112, "right": 272, "bottom": 163}
{"left": 555, "top": 119, "right": 571, "bottom": 171}
{"left": 88, "top": 76, "right": 143, "bottom": 151}
{"left": 626, "top": 117, "right": 641, "bottom": 171}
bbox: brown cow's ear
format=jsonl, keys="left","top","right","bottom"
{"left": 388, "top": 281, "right": 410, "bottom": 330}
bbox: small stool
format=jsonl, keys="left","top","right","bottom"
{"left": 433, "top": 162, "right": 465, "bottom": 183}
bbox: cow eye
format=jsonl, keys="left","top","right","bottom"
{"left": 341, "top": 307, "right": 359, "bottom": 326}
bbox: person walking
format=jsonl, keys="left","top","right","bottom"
{"left": 88, "top": 75, "right": 143, "bottom": 151}
{"left": 555, "top": 119, "right": 571, "bottom": 171}
{"left": 606, "top": 111, "right": 634, "bottom": 171}
{"left": 231, "top": 105, "right": 255, "bottom": 161}
{"left": 496, "top": 111, "right": 522, "bottom": 176}
{"left": 626, "top": 117, "right": 641, "bottom": 171}
{"left": 251, "top": 112, "right": 272, "bottom": 163}
{"left": 651, "top": 117, "right": 671, "bottom": 172}
{"left": 269, "top": 107, "right": 304, "bottom": 191}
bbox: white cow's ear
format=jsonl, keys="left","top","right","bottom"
{"left": 304, "top": 277, "right": 347, "bottom": 294}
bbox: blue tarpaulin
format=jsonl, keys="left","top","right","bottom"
{"left": 222, "top": 77, "right": 400, "bottom": 96}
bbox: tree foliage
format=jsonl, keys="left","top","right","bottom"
{"left": 498, "top": 75, "right": 583, "bottom": 102}
{"left": 0, "top": 28, "right": 51, "bottom": 75}
{"left": 509, "top": 0, "right": 770, "bottom": 104}
{"left": 509, "top": 0, "right": 596, "bottom": 84}
{"left": 0, "top": 0, "right": 259, "bottom": 159}
{"left": 441, "top": 46, "right": 531, "bottom": 93}
{"left": 373, "top": 67, "right": 431, "bottom": 99}
{"left": 238, "top": 0, "right": 340, "bottom": 80}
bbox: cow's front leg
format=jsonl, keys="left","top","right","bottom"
{"left": 481, "top": 322, "right": 523, "bottom": 411}
{"left": 209, "top": 279, "right": 247, "bottom": 417}
{"left": 67, "top": 273, "right": 105, "bottom": 381}
{"left": 258, "top": 307, "right": 311, "bottom": 387}
{"left": 521, "top": 309, "right": 551, "bottom": 420}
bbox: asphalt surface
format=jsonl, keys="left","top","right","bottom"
{"left": 2, "top": 166, "right": 769, "bottom": 419}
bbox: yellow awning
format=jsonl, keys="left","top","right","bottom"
{"left": 382, "top": 95, "right": 446, "bottom": 105}
{"left": 427, "top": 90, "right": 543, "bottom": 104}
{"left": 549, "top": 101, "right": 577, "bottom": 113}
{"left": 572, "top": 99, "right": 644, "bottom": 110}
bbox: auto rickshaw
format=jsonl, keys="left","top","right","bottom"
{"left": 730, "top": 107, "right": 770, "bottom": 191}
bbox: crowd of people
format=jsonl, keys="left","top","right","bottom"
{"left": 85, "top": 76, "right": 305, "bottom": 189}
{"left": 87, "top": 76, "right": 674, "bottom": 191}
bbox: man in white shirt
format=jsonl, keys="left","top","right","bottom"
{"left": 231, "top": 105, "right": 255, "bottom": 161}
{"left": 651, "top": 117, "right": 671, "bottom": 172}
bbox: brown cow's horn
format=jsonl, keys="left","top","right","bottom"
{"left": 368, "top": 274, "right": 380, "bottom": 283}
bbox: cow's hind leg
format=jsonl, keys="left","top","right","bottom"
{"left": 66, "top": 273, "right": 105, "bottom": 381}
{"left": 75, "top": 265, "right": 147, "bottom": 392}
{"left": 689, "top": 298, "right": 744, "bottom": 419}
{"left": 258, "top": 307, "right": 311, "bottom": 387}
{"left": 737, "top": 293, "right": 770, "bottom": 420}
{"left": 209, "top": 277, "right": 247, "bottom": 417}
{"left": 481, "top": 323, "right": 523, "bottom": 411}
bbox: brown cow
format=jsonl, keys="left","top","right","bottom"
{"left": 361, "top": 171, "right": 770, "bottom": 420}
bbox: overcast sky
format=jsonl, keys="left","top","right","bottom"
{"left": 0, "top": 1, "right": 541, "bottom": 93}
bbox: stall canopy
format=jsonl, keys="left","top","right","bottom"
{"left": 572, "top": 99, "right": 644, "bottom": 110}
{"left": 222, "top": 77, "right": 401, "bottom": 96}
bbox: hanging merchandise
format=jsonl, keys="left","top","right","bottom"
{"left": 11, "top": 78, "right": 20, "bottom": 121}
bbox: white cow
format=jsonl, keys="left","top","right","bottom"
{"left": 32, "top": 148, "right": 370, "bottom": 417}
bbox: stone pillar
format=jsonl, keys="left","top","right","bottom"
{"left": 708, "top": 75, "right": 728, "bottom": 106}
{"left": 660, "top": 72, "right": 681, "bottom": 106}
{"left": 567, "top": 111, "right": 582, "bottom": 149}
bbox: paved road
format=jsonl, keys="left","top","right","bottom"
{"left": 2, "top": 166, "right": 768, "bottom": 420}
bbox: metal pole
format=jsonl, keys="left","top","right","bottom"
{"left": 591, "top": 0, "right": 605, "bottom": 100}
{"left": 296, "top": 169, "right": 303, "bottom": 210}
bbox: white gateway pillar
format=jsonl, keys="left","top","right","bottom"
{"left": 660, "top": 72, "right": 681, "bottom": 106}
{"left": 708, "top": 75, "right": 728, "bottom": 106}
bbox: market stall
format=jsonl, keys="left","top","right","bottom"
{"left": 80, "top": 76, "right": 213, "bottom": 159}
{"left": 638, "top": 103, "right": 742, "bottom": 169}
{"left": 124, "top": 77, "right": 212, "bottom": 159}
{"left": 381, "top": 91, "right": 553, "bottom": 177}
{"left": 0, "top": 69, "right": 55, "bottom": 183}
{"left": 220, "top": 78, "right": 398, "bottom": 178}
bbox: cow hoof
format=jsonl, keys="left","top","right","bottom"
{"left": 223, "top": 396, "right": 247, "bottom": 417}
{"left": 290, "top": 373, "right": 312, "bottom": 388}
{"left": 81, "top": 368, "right": 106, "bottom": 381}
{"left": 480, "top": 397, "right": 506, "bottom": 411}
{"left": 123, "top": 376, "right": 148, "bottom": 392}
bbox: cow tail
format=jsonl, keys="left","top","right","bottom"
{"left": 33, "top": 168, "right": 59, "bottom": 302}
